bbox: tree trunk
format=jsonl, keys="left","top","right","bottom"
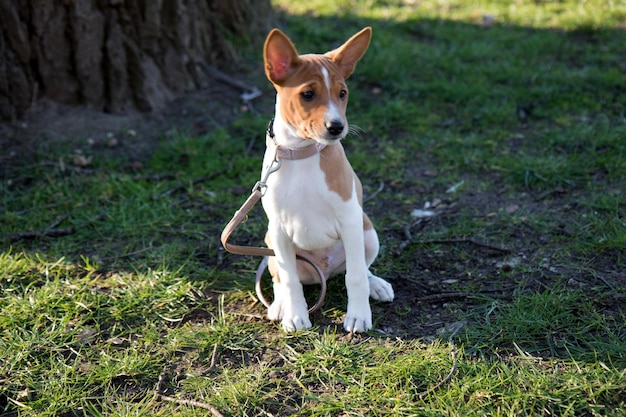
{"left": 0, "top": 0, "right": 274, "bottom": 121}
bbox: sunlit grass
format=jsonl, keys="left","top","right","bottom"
{"left": 274, "top": 0, "right": 626, "bottom": 30}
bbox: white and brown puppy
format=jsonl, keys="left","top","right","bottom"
{"left": 261, "top": 27, "right": 394, "bottom": 332}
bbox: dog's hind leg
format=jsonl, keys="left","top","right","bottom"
{"left": 363, "top": 221, "right": 394, "bottom": 302}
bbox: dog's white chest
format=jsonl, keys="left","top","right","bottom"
{"left": 261, "top": 154, "right": 356, "bottom": 251}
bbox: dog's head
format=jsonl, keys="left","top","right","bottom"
{"left": 263, "top": 28, "right": 371, "bottom": 143}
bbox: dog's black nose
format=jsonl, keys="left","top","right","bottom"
{"left": 325, "top": 120, "right": 344, "bottom": 136}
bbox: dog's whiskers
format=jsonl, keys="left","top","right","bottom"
{"left": 347, "top": 124, "right": 364, "bottom": 137}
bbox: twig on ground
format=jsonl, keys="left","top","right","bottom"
{"left": 134, "top": 173, "right": 176, "bottom": 182}
{"left": 153, "top": 169, "right": 228, "bottom": 200}
{"left": 7, "top": 227, "right": 76, "bottom": 242}
{"left": 154, "top": 364, "right": 224, "bottom": 417}
{"left": 209, "top": 342, "right": 220, "bottom": 370}
{"left": 394, "top": 218, "right": 430, "bottom": 256}
{"left": 535, "top": 187, "right": 567, "bottom": 201}
{"left": 399, "top": 237, "right": 511, "bottom": 255}
{"left": 99, "top": 246, "right": 153, "bottom": 262}
{"left": 231, "top": 312, "right": 266, "bottom": 320}
{"left": 196, "top": 61, "right": 262, "bottom": 111}
{"left": 155, "top": 365, "right": 167, "bottom": 395}
{"left": 156, "top": 395, "right": 224, "bottom": 416}
{"left": 394, "top": 239, "right": 412, "bottom": 257}
{"left": 418, "top": 321, "right": 464, "bottom": 400}
{"left": 432, "top": 238, "right": 510, "bottom": 253}
{"left": 364, "top": 181, "right": 385, "bottom": 202}
{"left": 153, "top": 175, "right": 208, "bottom": 200}
{"left": 416, "top": 292, "right": 472, "bottom": 302}
{"left": 197, "top": 61, "right": 259, "bottom": 96}
{"left": 594, "top": 273, "right": 617, "bottom": 291}
{"left": 45, "top": 211, "right": 75, "bottom": 231}
{"left": 415, "top": 292, "right": 513, "bottom": 303}
{"left": 7, "top": 211, "right": 106, "bottom": 243}
{"left": 14, "top": 202, "right": 64, "bottom": 216}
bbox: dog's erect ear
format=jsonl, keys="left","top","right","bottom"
{"left": 264, "top": 29, "right": 300, "bottom": 84}
{"left": 325, "top": 27, "right": 372, "bottom": 79}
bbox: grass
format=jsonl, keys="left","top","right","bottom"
{"left": 2, "top": 0, "right": 626, "bottom": 415}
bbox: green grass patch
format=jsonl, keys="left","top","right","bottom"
{"left": 2, "top": 0, "right": 625, "bottom": 415}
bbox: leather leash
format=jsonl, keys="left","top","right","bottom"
{"left": 220, "top": 120, "right": 328, "bottom": 313}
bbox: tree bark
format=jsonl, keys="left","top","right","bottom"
{"left": 0, "top": 0, "right": 274, "bottom": 121}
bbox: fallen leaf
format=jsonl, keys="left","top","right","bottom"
{"left": 73, "top": 154, "right": 92, "bottom": 167}
{"left": 107, "top": 337, "right": 126, "bottom": 345}
{"left": 76, "top": 327, "right": 97, "bottom": 344}
{"left": 505, "top": 204, "right": 520, "bottom": 214}
{"left": 430, "top": 198, "right": 443, "bottom": 208}
{"left": 17, "top": 388, "right": 32, "bottom": 401}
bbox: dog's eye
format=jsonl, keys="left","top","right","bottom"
{"left": 339, "top": 89, "right": 347, "bottom": 100}
{"left": 301, "top": 91, "right": 315, "bottom": 101}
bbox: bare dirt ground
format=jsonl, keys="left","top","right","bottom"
{"left": 0, "top": 82, "right": 245, "bottom": 176}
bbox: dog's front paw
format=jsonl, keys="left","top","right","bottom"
{"left": 343, "top": 303, "right": 372, "bottom": 333}
{"left": 368, "top": 274, "right": 394, "bottom": 302}
{"left": 278, "top": 300, "right": 311, "bottom": 331}
{"left": 267, "top": 287, "right": 311, "bottom": 331}
{"left": 281, "top": 312, "right": 312, "bottom": 332}
{"left": 269, "top": 302, "right": 312, "bottom": 331}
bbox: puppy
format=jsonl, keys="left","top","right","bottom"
{"left": 261, "top": 27, "right": 394, "bottom": 332}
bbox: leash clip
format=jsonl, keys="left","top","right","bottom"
{"left": 253, "top": 157, "right": 282, "bottom": 196}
